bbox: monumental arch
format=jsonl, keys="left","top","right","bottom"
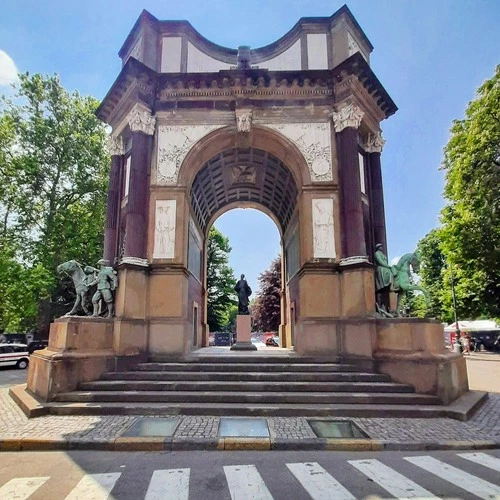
{"left": 21, "top": 6, "right": 470, "bottom": 412}
{"left": 97, "top": 5, "right": 397, "bottom": 358}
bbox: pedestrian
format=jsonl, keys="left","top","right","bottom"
{"left": 462, "top": 333, "right": 471, "bottom": 355}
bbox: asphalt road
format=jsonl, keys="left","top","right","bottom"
{"left": 0, "top": 449, "right": 499, "bottom": 499}
{"left": 0, "top": 366, "right": 27, "bottom": 389}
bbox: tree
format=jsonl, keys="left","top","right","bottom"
{"left": 439, "top": 65, "right": 500, "bottom": 321}
{"left": 206, "top": 227, "right": 237, "bottom": 331}
{"left": 252, "top": 256, "right": 281, "bottom": 332}
{"left": 0, "top": 73, "right": 109, "bottom": 333}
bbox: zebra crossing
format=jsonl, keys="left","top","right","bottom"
{"left": 0, "top": 452, "right": 499, "bottom": 499}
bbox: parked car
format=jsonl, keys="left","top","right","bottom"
{"left": 265, "top": 336, "right": 280, "bottom": 347}
{"left": 0, "top": 343, "right": 30, "bottom": 369}
{"left": 27, "top": 340, "right": 48, "bottom": 354}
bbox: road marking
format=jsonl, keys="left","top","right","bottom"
{"left": 144, "top": 468, "right": 190, "bottom": 500}
{"left": 286, "top": 462, "right": 356, "bottom": 500}
{"left": 348, "top": 459, "right": 437, "bottom": 499}
{"left": 224, "top": 464, "right": 274, "bottom": 500}
{"left": 458, "top": 452, "right": 500, "bottom": 472}
{"left": 404, "top": 455, "right": 500, "bottom": 500}
{"left": 64, "top": 473, "right": 121, "bottom": 499}
{"left": 0, "top": 476, "right": 49, "bottom": 499}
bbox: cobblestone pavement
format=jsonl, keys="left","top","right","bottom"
{"left": 1, "top": 388, "right": 499, "bottom": 444}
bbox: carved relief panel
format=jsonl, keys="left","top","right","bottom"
{"left": 312, "top": 198, "right": 336, "bottom": 259}
{"left": 153, "top": 200, "right": 177, "bottom": 259}
{"left": 265, "top": 123, "right": 333, "bottom": 182}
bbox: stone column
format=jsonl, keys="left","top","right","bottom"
{"left": 332, "top": 103, "right": 367, "bottom": 262}
{"left": 366, "top": 131, "right": 387, "bottom": 252}
{"left": 103, "top": 135, "right": 123, "bottom": 264}
{"left": 123, "top": 105, "right": 156, "bottom": 265}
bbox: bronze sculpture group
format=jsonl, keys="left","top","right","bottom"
{"left": 57, "top": 259, "right": 118, "bottom": 318}
{"left": 374, "top": 243, "right": 429, "bottom": 317}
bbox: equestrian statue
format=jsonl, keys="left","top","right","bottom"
{"left": 374, "top": 243, "right": 430, "bottom": 317}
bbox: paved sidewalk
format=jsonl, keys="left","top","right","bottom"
{"left": 1, "top": 388, "right": 499, "bottom": 451}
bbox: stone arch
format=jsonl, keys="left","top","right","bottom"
{"left": 177, "top": 125, "right": 312, "bottom": 190}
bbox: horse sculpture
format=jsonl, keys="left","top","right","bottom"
{"left": 376, "top": 251, "right": 430, "bottom": 317}
{"left": 57, "top": 260, "right": 94, "bottom": 316}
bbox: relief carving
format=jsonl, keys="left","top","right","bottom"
{"left": 107, "top": 135, "right": 124, "bottom": 156}
{"left": 265, "top": 123, "right": 332, "bottom": 182}
{"left": 312, "top": 199, "right": 336, "bottom": 259}
{"left": 231, "top": 165, "right": 256, "bottom": 184}
{"left": 153, "top": 200, "right": 176, "bottom": 259}
{"left": 127, "top": 105, "right": 156, "bottom": 135}
{"left": 236, "top": 109, "right": 252, "bottom": 133}
{"left": 365, "top": 131, "right": 385, "bottom": 153}
{"left": 156, "top": 125, "right": 223, "bottom": 184}
{"left": 331, "top": 104, "right": 364, "bottom": 133}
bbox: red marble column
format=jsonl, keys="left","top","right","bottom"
{"left": 124, "top": 130, "right": 153, "bottom": 260}
{"left": 369, "top": 150, "right": 387, "bottom": 252}
{"left": 103, "top": 149, "right": 122, "bottom": 264}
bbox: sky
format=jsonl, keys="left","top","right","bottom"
{"left": 0, "top": 0, "right": 499, "bottom": 294}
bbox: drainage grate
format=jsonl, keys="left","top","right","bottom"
{"left": 218, "top": 418, "right": 270, "bottom": 437}
{"left": 308, "top": 420, "right": 370, "bottom": 439}
{"left": 121, "top": 418, "right": 181, "bottom": 437}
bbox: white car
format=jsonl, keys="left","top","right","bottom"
{"left": 0, "top": 343, "right": 30, "bottom": 369}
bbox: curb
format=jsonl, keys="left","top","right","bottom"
{"left": 1, "top": 437, "right": 498, "bottom": 452}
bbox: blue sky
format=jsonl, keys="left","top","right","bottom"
{"left": 1, "top": 0, "right": 499, "bottom": 293}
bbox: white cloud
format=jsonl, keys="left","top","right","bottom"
{"left": 390, "top": 256, "right": 400, "bottom": 265}
{"left": 0, "top": 50, "right": 19, "bottom": 86}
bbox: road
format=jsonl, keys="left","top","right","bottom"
{"left": 0, "top": 449, "right": 499, "bottom": 499}
{"left": 0, "top": 366, "right": 28, "bottom": 389}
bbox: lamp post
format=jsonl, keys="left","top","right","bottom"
{"left": 449, "top": 267, "right": 462, "bottom": 354}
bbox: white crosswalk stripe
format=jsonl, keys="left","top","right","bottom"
{"left": 458, "top": 452, "right": 500, "bottom": 472}
{"left": 405, "top": 455, "right": 500, "bottom": 500}
{"left": 224, "top": 464, "right": 274, "bottom": 500}
{"left": 349, "top": 458, "right": 437, "bottom": 499}
{"left": 0, "top": 476, "right": 49, "bottom": 499}
{"left": 287, "top": 462, "right": 356, "bottom": 500}
{"left": 144, "top": 468, "right": 190, "bottom": 500}
{"left": 64, "top": 473, "right": 121, "bottom": 500}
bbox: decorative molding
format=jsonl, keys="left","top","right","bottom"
{"left": 365, "top": 131, "right": 385, "bottom": 153}
{"left": 339, "top": 256, "right": 369, "bottom": 267}
{"left": 331, "top": 104, "right": 364, "bottom": 132}
{"left": 127, "top": 104, "right": 156, "bottom": 135}
{"left": 236, "top": 109, "right": 252, "bottom": 133}
{"left": 265, "top": 123, "right": 332, "bottom": 182}
{"left": 312, "top": 198, "right": 336, "bottom": 259}
{"left": 120, "top": 256, "right": 149, "bottom": 267}
{"left": 153, "top": 200, "right": 177, "bottom": 259}
{"left": 107, "top": 135, "right": 124, "bottom": 156}
{"left": 156, "top": 125, "right": 223, "bottom": 184}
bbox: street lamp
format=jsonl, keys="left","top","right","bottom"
{"left": 449, "top": 266, "right": 462, "bottom": 354}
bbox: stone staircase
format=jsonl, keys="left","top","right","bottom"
{"left": 42, "top": 354, "right": 450, "bottom": 418}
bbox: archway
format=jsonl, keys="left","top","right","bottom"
{"left": 188, "top": 147, "right": 300, "bottom": 349}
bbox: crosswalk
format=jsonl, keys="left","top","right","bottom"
{"left": 0, "top": 452, "right": 499, "bottom": 499}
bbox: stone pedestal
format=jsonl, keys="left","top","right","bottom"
{"left": 230, "top": 315, "right": 257, "bottom": 351}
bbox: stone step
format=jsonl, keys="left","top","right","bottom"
{"left": 100, "top": 371, "right": 393, "bottom": 383}
{"left": 55, "top": 390, "right": 439, "bottom": 405}
{"left": 135, "top": 363, "right": 363, "bottom": 373}
{"left": 80, "top": 380, "right": 414, "bottom": 393}
{"left": 44, "top": 401, "right": 452, "bottom": 418}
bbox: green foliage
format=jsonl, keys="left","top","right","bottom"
{"left": 0, "top": 73, "right": 109, "bottom": 333}
{"left": 252, "top": 256, "right": 281, "bottom": 332}
{"left": 206, "top": 227, "right": 237, "bottom": 332}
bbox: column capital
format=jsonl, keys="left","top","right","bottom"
{"left": 365, "top": 131, "right": 386, "bottom": 153}
{"left": 331, "top": 104, "right": 364, "bottom": 133}
{"left": 107, "top": 134, "right": 124, "bottom": 156}
{"left": 127, "top": 104, "right": 156, "bottom": 135}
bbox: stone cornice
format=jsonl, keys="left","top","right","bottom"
{"left": 127, "top": 104, "right": 156, "bottom": 135}
{"left": 107, "top": 135, "right": 124, "bottom": 156}
{"left": 365, "top": 131, "right": 385, "bottom": 153}
{"left": 331, "top": 103, "right": 364, "bottom": 132}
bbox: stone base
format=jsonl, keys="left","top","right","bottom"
{"left": 231, "top": 315, "right": 256, "bottom": 351}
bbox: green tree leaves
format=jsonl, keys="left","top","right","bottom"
{"left": 0, "top": 73, "right": 109, "bottom": 333}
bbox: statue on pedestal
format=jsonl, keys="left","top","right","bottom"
{"left": 88, "top": 259, "right": 118, "bottom": 318}
{"left": 57, "top": 260, "right": 93, "bottom": 316}
{"left": 234, "top": 274, "right": 252, "bottom": 315}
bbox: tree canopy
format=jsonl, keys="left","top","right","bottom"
{"left": 418, "top": 65, "right": 500, "bottom": 322}
{"left": 0, "top": 73, "right": 109, "bottom": 333}
{"left": 206, "top": 226, "right": 237, "bottom": 331}
{"left": 252, "top": 255, "right": 281, "bottom": 332}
